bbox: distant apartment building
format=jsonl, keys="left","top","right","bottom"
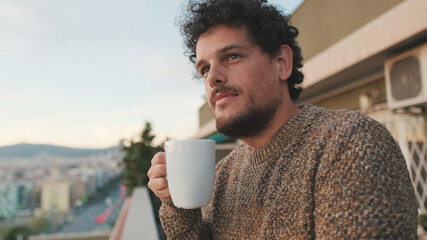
{"left": 193, "top": 0, "right": 427, "bottom": 211}
{"left": 82, "top": 169, "right": 97, "bottom": 197}
{"left": 40, "top": 165, "right": 121, "bottom": 214}
{"left": 29, "top": 186, "right": 41, "bottom": 209}
{"left": 15, "top": 181, "right": 35, "bottom": 217}
{"left": 0, "top": 184, "right": 18, "bottom": 219}
{"left": 95, "top": 169, "right": 107, "bottom": 189}
{"left": 41, "top": 176, "right": 93, "bottom": 213}
{"left": 0, "top": 182, "right": 36, "bottom": 219}
{"left": 16, "top": 182, "right": 33, "bottom": 209}
{"left": 41, "top": 179, "right": 70, "bottom": 213}
{"left": 69, "top": 177, "right": 86, "bottom": 206}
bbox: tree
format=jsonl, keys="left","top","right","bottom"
{"left": 122, "top": 122, "right": 164, "bottom": 196}
{"left": 122, "top": 122, "right": 167, "bottom": 239}
{"left": 4, "top": 226, "right": 30, "bottom": 240}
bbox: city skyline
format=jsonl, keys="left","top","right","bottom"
{"left": 1, "top": 0, "right": 304, "bottom": 148}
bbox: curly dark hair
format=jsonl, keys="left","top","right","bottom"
{"left": 178, "top": 0, "right": 304, "bottom": 101}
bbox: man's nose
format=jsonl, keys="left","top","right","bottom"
{"left": 206, "top": 64, "right": 226, "bottom": 88}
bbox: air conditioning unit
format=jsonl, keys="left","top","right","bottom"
{"left": 385, "top": 43, "right": 427, "bottom": 109}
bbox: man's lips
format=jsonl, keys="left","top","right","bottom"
{"left": 214, "top": 92, "right": 237, "bottom": 106}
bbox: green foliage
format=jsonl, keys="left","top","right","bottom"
{"left": 4, "top": 225, "right": 31, "bottom": 240}
{"left": 419, "top": 213, "right": 427, "bottom": 230}
{"left": 0, "top": 223, "right": 13, "bottom": 240}
{"left": 122, "top": 122, "right": 164, "bottom": 196}
{"left": 26, "top": 216, "right": 47, "bottom": 236}
{"left": 0, "top": 216, "right": 47, "bottom": 240}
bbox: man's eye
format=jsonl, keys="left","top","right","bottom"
{"left": 227, "top": 54, "right": 240, "bottom": 61}
{"left": 201, "top": 66, "right": 210, "bottom": 77}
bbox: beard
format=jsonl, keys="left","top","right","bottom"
{"left": 212, "top": 86, "right": 281, "bottom": 139}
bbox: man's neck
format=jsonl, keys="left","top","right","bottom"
{"left": 242, "top": 102, "right": 300, "bottom": 150}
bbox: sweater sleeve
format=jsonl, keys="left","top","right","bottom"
{"left": 313, "top": 114, "right": 418, "bottom": 239}
{"left": 159, "top": 202, "right": 212, "bottom": 239}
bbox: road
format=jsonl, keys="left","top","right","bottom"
{"left": 58, "top": 184, "right": 126, "bottom": 234}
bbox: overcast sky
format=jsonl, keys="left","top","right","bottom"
{"left": 0, "top": 0, "right": 304, "bottom": 148}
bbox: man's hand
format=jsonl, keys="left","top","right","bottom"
{"left": 147, "top": 152, "right": 172, "bottom": 203}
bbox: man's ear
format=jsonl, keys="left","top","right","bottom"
{"left": 277, "top": 45, "right": 293, "bottom": 81}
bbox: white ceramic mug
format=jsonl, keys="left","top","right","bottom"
{"left": 165, "top": 139, "right": 215, "bottom": 209}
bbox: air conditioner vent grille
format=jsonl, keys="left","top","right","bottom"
{"left": 390, "top": 56, "right": 421, "bottom": 100}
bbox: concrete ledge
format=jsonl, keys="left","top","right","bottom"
{"left": 120, "top": 187, "right": 159, "bottom": 240}
{"left": 29, "top": 231, "right": 111, "bottom": 240}
{"left": 109, "top": 197, "right": 133, "bottom": 240}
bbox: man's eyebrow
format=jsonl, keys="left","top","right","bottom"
{"left": 196, "top": 44, "right": 250, "bottom": 69}
{"left": 196, "top": 60, "right": 207, "bottom": 70}
{"left": 220, "top": 44, "right": 250, "bottom": 53}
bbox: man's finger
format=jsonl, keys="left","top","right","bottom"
{"left": 154, "top": 187, "right": 172, "bottom": 202}
{"left": 148, "top": 177, "right": 168, "bottom": 192}
{"left": 147, "top": 163, "right": 167, "bottom": 179}
{"left": 151, "top": 152, "right": 166, "bottom": 166}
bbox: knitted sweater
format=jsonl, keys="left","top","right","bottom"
{"left": 159, "top": 104, "right": 417, "bottom": 239}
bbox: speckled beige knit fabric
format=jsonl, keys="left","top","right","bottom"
{"left": 159, "top": 104, "right": 418, "bottom": 239}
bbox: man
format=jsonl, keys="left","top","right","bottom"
{"left": 147, "top": 0, "right": 418, "bottom": 239}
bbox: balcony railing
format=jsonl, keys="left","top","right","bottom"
{"left": 110, "top": 187, "right": 159, "bottom": 240}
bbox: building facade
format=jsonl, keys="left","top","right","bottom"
{"left": 0, "top": 184, "right": 18, "bottom": 219}
{"left": 41, "top": 180, "right": 70, "bottom": 213}
{"left": 293, "top": 0, "right": 427, "bottom": 212}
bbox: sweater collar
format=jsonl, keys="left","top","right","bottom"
{"left": 242, "top": 104, "right": 320, "bottom": 165}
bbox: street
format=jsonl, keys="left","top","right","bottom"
{"left": 58, "top": 184, "right": 126, "bottom": 234}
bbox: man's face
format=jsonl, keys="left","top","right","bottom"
{"left": 195, "top": 25, "right": 284, "bottom": 139}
